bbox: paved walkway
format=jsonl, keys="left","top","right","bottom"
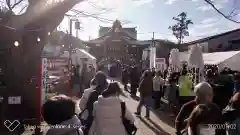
{"left": 76, "top": 79, "right": 176, "bottom": 135}
{"left": 3, "top": 79, "right": 175, "bottom": 135}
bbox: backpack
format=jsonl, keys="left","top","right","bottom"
{"left": 79, "top": 90, "right": 100, "bottom": 135}
{"left": 121, "top": 102, "right": 137, "bottom": 135}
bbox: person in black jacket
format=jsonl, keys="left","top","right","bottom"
{"left": 187, "top": 104, "right": 226, "bottom": 135}
{"left": 121, "top": 68, "right": 129, "bottom": 91}
{"left": 175, "top": 82, "right": 215, "bottom": 135}
{"left": 135, "top": 70, "right": 153, "bottom": 118}
{"left": 130, "top": 66, "right": 140, "bottom": 96}
{"left": 222, "top": 92, "right": 240, "bottom": 135}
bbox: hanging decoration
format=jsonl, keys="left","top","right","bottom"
{"left": 188, "top": 44, "right": 204, "bottom": 85}
{"left": 169, "top": 48, "right": 180, "bottom": 73}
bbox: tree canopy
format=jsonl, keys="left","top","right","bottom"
{"left": 169, "top": 12, "right": 193, "bottom": 44}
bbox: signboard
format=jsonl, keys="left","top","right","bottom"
{"left": 47, "top": 58, "right": 69, "bottom": 77}
{"left": 155, "top": 58, "right": 167, "bottom": 71}
{"left": 41, "top": 58, "right": 48, "bottom": 105}
{"left": 8, "top": 96, "right": 21, "bottom": 104}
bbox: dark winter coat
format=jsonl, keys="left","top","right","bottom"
{"left": 130, "top": 67, "right": 140, "bottom": 87}
{"left": 223, "top": 105, "right": 240, "bottom": 135}
{"left": 138, "top": 76, "right": 153, "bottom": 97}
{"left": 121, "top": 69, "right": 129, "bottom": 84}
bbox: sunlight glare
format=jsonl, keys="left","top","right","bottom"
{"left": 14, "top": 41, "right": 19, "bottom": 47}
{"left": 37, "top": 37, "right": 41, "bottom": 42}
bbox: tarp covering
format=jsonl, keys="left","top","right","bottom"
{"left": 71, "top": 49, "right": 97, "bottom": 72}
{"left": 203, "top": 51, "right": 240, "bottom": 65}
{"left": 179, "top": 51, "right": 240, "bottom": 71}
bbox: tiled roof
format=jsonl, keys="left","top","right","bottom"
{"left": 184, "top": 28, "right": 240, "bottom": 45}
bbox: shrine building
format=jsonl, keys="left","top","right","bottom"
{"left": 84, "top": 20, "right": 151, "bottom": 65}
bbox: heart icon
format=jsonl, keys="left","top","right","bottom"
{"left": 4, "top": 120, "right": 20, "bottom": 132}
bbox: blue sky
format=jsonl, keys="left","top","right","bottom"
{"left": 6, "top": 0, "right": 240, "bottom": 43}
{"left": 58, "top": 0, "right": 240, "bottom": 43}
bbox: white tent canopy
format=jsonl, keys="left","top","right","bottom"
{"left": 179, "top": 51, "right": 240, "bottom": 71}
{"left": 71, "top": 49, "right": 97, "bottom": 73}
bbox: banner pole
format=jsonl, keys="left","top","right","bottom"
{"left": 35, "top": 59, "right": 42, "bottom": 135}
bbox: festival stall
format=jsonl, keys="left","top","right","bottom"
{"left": 179, "top": 50, "right": 240, "bottom": 71}
{"left": 71, "top": 49, "right": 97, "bottom": 72}
{"left": 188, "top": 45, "right": 204, "bottom": 84}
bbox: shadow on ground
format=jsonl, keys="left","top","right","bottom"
{"left": 150, "top": 108, "right": 175, "bottom": 128}
{"left": 139, "top": 117, "right": 171, "bottom": 135}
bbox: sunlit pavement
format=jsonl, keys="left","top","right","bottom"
{"left": 75, "top": 79, "right": 175, "bottom": 135}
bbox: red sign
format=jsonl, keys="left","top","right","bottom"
{"left": 47, "top": 58, "right": 69, "bottom": 76}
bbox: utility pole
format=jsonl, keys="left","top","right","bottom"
{"left": 150, "top": 32, "right": 155, "bottom": 69}
{"left": 68, "top": 19, "right": 80, "bottom": 67}
{"left": 75, "top": 21, "right": 80, "bottom": 38}
{"left": 152, "top": 32, "right": 155, "bottom": 47}
{"left": 68, "top": 19, "right": 74, "bottom": 95}
{"left": 69, "top": 19, "right": 73, "bottom": 70}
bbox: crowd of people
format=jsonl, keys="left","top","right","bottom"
{"left": 40, "top": 63, "right": 240, "bottom": 135}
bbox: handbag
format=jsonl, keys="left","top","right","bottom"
{"left": 121, "top": 102, "right": 137, "bottom": 135}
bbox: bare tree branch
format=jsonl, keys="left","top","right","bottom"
{"left": 18, "top": 4, "right": 27, "bottom": 14}
{"left": 204, "top": 0, "right": 240, "bottom": 23}
{"left": 6, "top": 0, "right": 11, "bottom": 10}
{"left": 5, "top": 0, "right": 25, "bottom": 10}
{"left": 11, "top": 0, "right": 24, "bottom": 9}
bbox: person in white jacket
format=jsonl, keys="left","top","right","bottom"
{"left": 89, "top": 82, "right": 135, "bottom": 135}
{"left": 153, "top": 71, "right": 165, "bottom": 109}
{"left": 79, "top": 71, "right": 108, "bottom": 121}
{"left": 42, "top": 95, "right": 84, "bottom": 135}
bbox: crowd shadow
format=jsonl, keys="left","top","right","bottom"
{"left": 150, "top": 108, "right": 175, "bottom": 128}
{"left": 138, "top": 117, "right": 171, "bottom": 135}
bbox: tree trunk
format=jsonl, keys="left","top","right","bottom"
{"left": 0, "top": 0, "right": 83, "bottom": 129}
{"left": 1, "top": 29, "right": 46, "bottom": 122}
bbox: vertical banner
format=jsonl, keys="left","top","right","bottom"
{"left": 149, "top": 47, "right": 156, "bottom": 69}
{"left": 41, "top": 58, "right": 48, "bottom": 105}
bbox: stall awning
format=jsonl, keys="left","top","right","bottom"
{"left": 178, "top": 51, "right": 240, "bottom": 71}
{"left": 179, "top": 51, "right": 240, "bottom": 65}
{"left": 203, "top": 51, "right": 240, "bottom": 65}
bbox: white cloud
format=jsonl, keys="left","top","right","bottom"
{"left": 187, "top": 17, "right": 220, "bottom": 40}
{"left": 133, "top": 0, "right": 153, "bottom": 7}
{"left": 196, "top": 4, "right": 223, "bottom": 11}
{"left": 201, "top": 18, "right": 218, "bottom": 24}
{"left": 196, "top": 0, "right": 228, "bottom": 11}
{"left": 164, "top": 0, "right": 178, "bottom": 5}
{"left": 185, "top": 28, "right": 221, "bottom": 42}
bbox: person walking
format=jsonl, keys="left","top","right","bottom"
{"left": 135, "top": 70, "right": 153, "bottom": 118}
{"left": 79, "top": 71, "right": 108, "bottom": 134}
{"left": 130, "top": 66, "right": 140, "bottom": 96}
{"left": 153, "top": 70, "right": 165, "bottom": 109}
{"left": 223, "top": 92, "right": 240, "bottom": 135}
{"left": 121, "top": 68, "right": 129, "bottom": 91}
{"left": 165, "top": 73, "right": 178, "bottom": 116}
{"left": 175, "top": 82, "right": 216, "bottom": 135}
{"left": 187, "top": 104, "right": 226, "bottom": 135}
{"left": 178, "top": 69, "right": 194, "bottom": 107}
{"left": 89, "top": 82, "right": 135, "bottom": 135}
